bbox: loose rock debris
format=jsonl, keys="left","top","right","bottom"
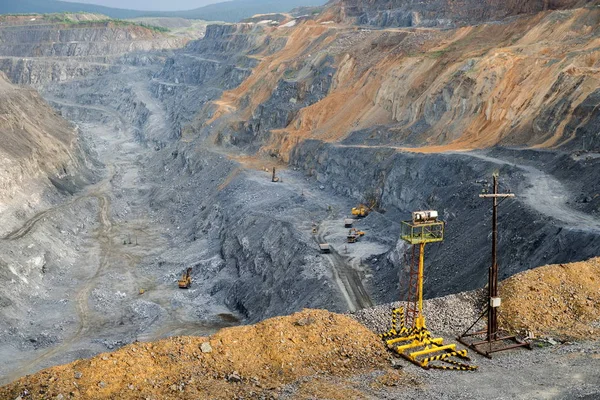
{"left": 0, "top": 309, "right": 410, "bottom": 399}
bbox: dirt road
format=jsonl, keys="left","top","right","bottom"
{"left": 460, "top": 151, "right": 600, "bottom": 232}
{"left": 316, "top": 223, "right": 373, "bottom": 312}
{"left": 335, "top": 143, "right": 600, "bottom": 232}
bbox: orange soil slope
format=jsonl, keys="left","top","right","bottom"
{"left": 201, "top": 7, "right": 600, "bottom": 160}
{"left": 500, "top": 257, "right": 600, "bottom": 340}
{"left": 0, "top": 309, "right": 400, "bottom": 400}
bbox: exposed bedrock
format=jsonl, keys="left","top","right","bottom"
{"left": 142, "top": 142, "right": 346, "bottom": 323}
{"left": 290, "top": 140, "right": 600, "bottom": 302}
{"left": 231, "top": 56, "right": 336, "bottom": 150}
{"left": 339, "top": 0, "right": 597, "bottom": 28}
{"left": 0, "top": 23, "right": 186, "bottom": 57}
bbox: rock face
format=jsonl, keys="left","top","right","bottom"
{"left": 338, "top": 0, "right": 597, "bottom": 27}
{"left": 0, "top": 21, "right": 185, "bottom": 58}
{"left": 290, "top": 141, "right": 600, "bottom": 301}
{"left": 143, "top": 144, "right": 343, "bottom": 323}
{"left": 0, "top": 70, "right": 94, "bottom": 362}
{"left": 0, "top": 15, "right": 186, "bottom": 87}
{"left": 0, "top": 71, "right": 85, "bottom": 207}
{"left": 2, "top": 4, "right": 600, "bottom": 388}
{"left": 199, "top": 7, "right": 600, "bottom": 158}
{"left": 233, "top": 55, "right": 335, "bottom": 149}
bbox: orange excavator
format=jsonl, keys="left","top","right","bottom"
{"left": 347, "top": 228, "right": 365, "bottom": 243}
{"left": 351, "top": 200, "right": 376, "bottom": 218}
{"left": 178, "top": 267, "right": 192, "bottom": 289}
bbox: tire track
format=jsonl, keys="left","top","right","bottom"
{"left": 5, "top": 191, "right": 112, "bottom": 383}
{"left": 459, "top": 151, "right": 600, "bottom": 232}
{"left": 315, "top": 224, "right": 373, "bottom": 312}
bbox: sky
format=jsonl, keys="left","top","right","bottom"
{"left": 60, "top": 0, "right": 226, "bottom": 11}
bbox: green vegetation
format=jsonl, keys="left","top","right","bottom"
{"left": 137, "top": 23, "right": 170, "bottom": 33}
{"left": 283, "top": 68, "right": 296, "bottom": 79}
{"left": 43, "top": 13, "right": 169, "bottom": 33}
{"left": 427, "top": 49, "right": 449, "bottom": 59}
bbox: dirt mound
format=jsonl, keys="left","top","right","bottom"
{"left": 499, "top": 257, "right": 600, "bottom": 340}
{"left": 0, "top": 309, "right": 395, "bottom": 399}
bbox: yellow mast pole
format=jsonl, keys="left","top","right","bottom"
{"left": 416, "top": 242, "right": 426, "bottom": 329}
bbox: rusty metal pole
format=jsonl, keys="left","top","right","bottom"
{"left": 458, "top": 176, "right": 530, "bottom": 357}
{"left": 488, "top": 175, "right": 499, "bottom": 342}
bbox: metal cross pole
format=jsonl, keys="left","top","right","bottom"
{"left": 458, "top": 175, "right": 531, "bottom": 357}
{"left": 479, "top": 175, "right": 514, "bottom": 341}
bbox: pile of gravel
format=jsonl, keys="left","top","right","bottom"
{"left": 350, "top": 289, "right": 487, "bottom": 336}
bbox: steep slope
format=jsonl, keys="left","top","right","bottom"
{"left": 196, "top": 6, "right": 600, "bottom": 158}
{"left": 499, "top": 257, "right": 600, "bottom": 339}
{"left": 0, "top": 309, "right": 395, "bottom": 399}
{"left": 0, "top": 71, "right": 82, "bottom": 212}
{"left": 0, "top": 14, "right": 187, "bottom": 87}
{"left": 169, "top": 3, "right": 600, "bottom": 303}
{"left": 0, "top": 70, "right": 96, "bottom": 381}
{"left": 336, "top": 0, "right": 597, "bottom": 28}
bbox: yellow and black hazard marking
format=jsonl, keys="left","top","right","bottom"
{"left": 427, "top": 356, "right": 477, "bottom": 371}
{"left": 379, "top": 307, "right": 477, "bottom": 371}
{"left": 380, "top": 308, "right": 409, "bottom": 339}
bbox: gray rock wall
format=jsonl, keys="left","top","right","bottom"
{"left": 0, "top": 24, "right": 185, "bottom": 57}
{"left": 144, "top": 144, "right": 343, "bottom": 323}
{"left": 290, "top": 140, "right": 600, "bottom": 302}
{"left": 340, "top": 0, "right": 595, "bottom": 28}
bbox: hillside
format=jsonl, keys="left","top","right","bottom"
{"left": 500, "top": 257, "right": 600, "bottom": 340}
{"left": 0, "top": 0, "right": 327, "bottom": 22}
{"left": 2, "top": 259, "right": 599, "bottom": 398}
{"left": 0, "top": 309, "right": 397, "bottom": 399}
{"left": 0, "top": 71, "right": 81, "bottom": 207}
{"left": 196, "top": 5, "right": 600, "bottom": 158}
{"left": 337, "top": 0, "right": 598, "bottom": 28}
{"left": 0, "top": 14, "right": 184, "bottom": 59}
{"left": 0, "top": 0, "right": 599, "bottom": 397}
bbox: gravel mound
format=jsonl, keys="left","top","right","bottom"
{"left": 350, "top": 289, "right": 486, "bottom": 336}
{"left": 499, "top": 257, "right": 600, "bottom": 340}
{"left": 0, "top": 309, "right": 400, "bottom": 400}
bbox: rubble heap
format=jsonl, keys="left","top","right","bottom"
{"left": 0, "top": 309, "right": 404, "bottom": 399}
{"left": 500, "top": 257, "right": 600, "bottom": 340}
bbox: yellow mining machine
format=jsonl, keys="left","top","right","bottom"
{"left": 346, "top": 228, "right": 365, "bottom": 243}
{"left": 178, "top": 267, "right": 192, "bottom": 289}
{"left": 351, "top": 199, "right": 378, "bottom": 218}
{"left": 271, "top": 167, "right": 280, "bottom": 183}
{"left": 380, "top": 211, "right": 477, "bottom": 371}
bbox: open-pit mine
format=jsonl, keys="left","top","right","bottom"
{"left": 0, "top": 2, "right": 599, "bottom": 398}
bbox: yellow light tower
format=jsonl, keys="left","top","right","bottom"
{"left": 380, "top": 211, "right": 476, "bottom": 371}
{"left": 400, "top": 210, "right": 444, "bottom": 330}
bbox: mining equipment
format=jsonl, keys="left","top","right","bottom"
{"left": 344, "top": 218, "right": 354, "bottom": 228}
{"left": 319, "top": 243, "right": 331, "bottom": 254}
{"left": 271, "top": 167, "right": 279, "bottom": 182}
{"left": 379, "top": 210, "right": 477, "bottom": 370}
{"left": 178, "top": 267, "right": 192, "bottom": 289}
{"left": 347, "top": 228, "right": 365, "bottom": 243}
{"left": 351, "top": 204, "right": 371, "bottom": 218}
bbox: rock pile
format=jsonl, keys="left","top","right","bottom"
{"left": 0, "top": 309, "right": 400, "bottom": 399}
{"left": 351, "top": 289, "right": 486, "bottom": 336}
{"left": 499, "top": 257, "right": 600, "bottom": 340}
